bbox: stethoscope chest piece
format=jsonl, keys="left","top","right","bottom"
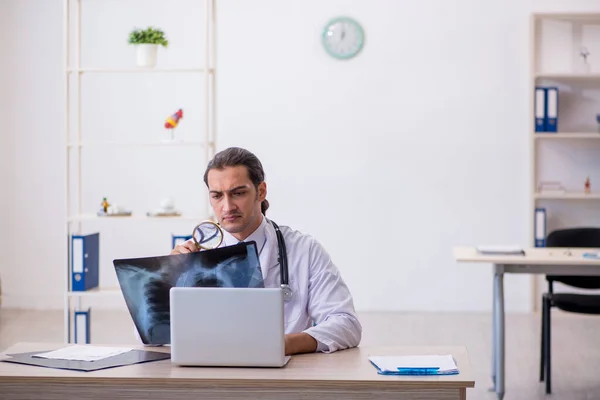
{"left": 281, "top": 284, "right": 293, "bottom": 302}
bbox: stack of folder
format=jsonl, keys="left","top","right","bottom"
{"left": 368, "top": 354, "right": 459, "bottom": 376}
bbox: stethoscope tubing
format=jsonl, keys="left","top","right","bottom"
{"left": 270, "top": 220, "right": 292, "bottom": 301}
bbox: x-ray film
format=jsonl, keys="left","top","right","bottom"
{"left": 113, "top": 241, "right": 264, "bottom": 345}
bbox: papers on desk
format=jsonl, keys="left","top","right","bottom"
{"left": 33, "top": 345, "right": 133, "bottom": 362}
{"left": 476, "top": 245, "right": 524, "bottom": 255}
{"left": 369, "top": 355, "right": 459, "bottom": 376}
{"left": 583, "top": 251, "right": 600, "bottom": 259}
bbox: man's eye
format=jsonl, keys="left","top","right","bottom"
{"left": 233, "top": 191, "right": 245, "bottom": 196}
{"left": 211, "top": 194, "right": 221, "bottom": 199}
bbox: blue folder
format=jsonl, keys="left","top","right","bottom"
{"left": 71, "top": 233, "right": 99, "bottom": 291}
{"left": 171, "top": 234, "right": 192, "bottom": 249}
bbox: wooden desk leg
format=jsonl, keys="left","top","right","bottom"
{"left": 493, "top": 264, "right": 505, "bottom": 400}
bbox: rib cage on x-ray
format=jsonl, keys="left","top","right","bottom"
{"left": 114, "top": 242, "right": 264, "bottom": 345}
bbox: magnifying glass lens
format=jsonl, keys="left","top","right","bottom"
{"left": 193, "top": 221, "right": 223, "bottom": 250}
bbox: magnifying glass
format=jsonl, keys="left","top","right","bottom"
{"left": 192, "top": 220, "right": 224, "bottom": 250}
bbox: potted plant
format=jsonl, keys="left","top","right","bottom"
{"left": 128, "top": 26, "right": 169, "bottom": 68}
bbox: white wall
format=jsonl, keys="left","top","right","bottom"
{"left": 2, "top": 0, "right": 600, "bottom": 312}
{"left": 0, "top": 1, "right": 13, "bottom": 303}
{"left": 0, "top": 0, "right": 65, "bottom": 308}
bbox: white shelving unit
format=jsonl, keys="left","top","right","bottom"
{"left": 533, "top": 132, "right": 600, "bottom": 140}
{"left": 63, "top": 0, "right": 217, "bottom": 343}
{"left": 530, "top": 13, "right": 600, "bottom": 309}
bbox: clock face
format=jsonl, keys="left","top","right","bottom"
{"left": 322, "top": 17, "right": 364, "bottom": 60}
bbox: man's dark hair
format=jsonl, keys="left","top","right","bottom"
{"left": 203, "top": 147, "right": 269, "bottom": 215}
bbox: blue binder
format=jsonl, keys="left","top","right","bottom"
{"left": 74, "top": 308, "right": 91, "bottom": 344}
{"left": 535, "top": 207, "right": 546, "bottom": 247}
{"left": 534, "top": 86, "right": 546, "bottom": 132}
{"left": 71, "top": 233, "right": 99, "bottom": 291}
{"left": 545, "top": 87, "right": 558, "bottom": 132}
{"left": 171, "top": 234, "right": 192, "bottom": 249}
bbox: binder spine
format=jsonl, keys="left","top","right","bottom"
{"left": 546, "top": 87, "right": 558, "bottom": 132}
{"left": 74, "top": 308, "right": 91, "bottom": 344}
{"left": 535, "top": 207, "right": 547, "bottom": 247}
{"left": 70, "top": 233, "right": 100, "bottom": 292}
{"left": 171, "top": 234, "right": 193, "bottom": 249}
{"left": 71, "top": 237, "right": 85, "bottom": 291}
{"left": 534, "top": 86, "right": 546, "bottom": 132}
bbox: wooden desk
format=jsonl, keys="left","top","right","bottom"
{"left": 0, "top": 342, "right": 474, "bottom": 400}
{"left": 453, "top": 246, "right": 600, "bottom": 400}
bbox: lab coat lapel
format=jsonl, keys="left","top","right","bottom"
{"left": 261, "top": 218, "right": 281, "bottom": 287}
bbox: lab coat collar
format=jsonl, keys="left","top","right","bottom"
{"left": 221, "top": 214, "right": 268, "bottom": 253}
{"left": 262, "top": 217, "right": 281, "bottom": 272}
{"left": 220, "top": 215, "right": 280, "bottom": 281}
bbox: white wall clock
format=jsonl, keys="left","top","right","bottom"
{"left": 322, "top": 16, "right": 365, "bottom": 60}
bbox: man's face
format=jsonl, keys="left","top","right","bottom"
{"left": 207, "top": 165, "right": 266, "bottom": 238}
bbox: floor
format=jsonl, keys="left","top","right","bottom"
{"left": 1, "top": 309, "right": 600, "bottom": 400}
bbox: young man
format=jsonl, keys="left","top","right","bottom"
{"left": 172, "top": 147, "right": 362, "bottom": 355}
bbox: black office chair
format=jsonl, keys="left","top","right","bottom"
{"left": 540, "top": 227, "right": 600, "bottom": 394}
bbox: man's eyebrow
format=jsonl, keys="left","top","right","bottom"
{"left": 209, "top": 185, "right": 251, "bottom": 194}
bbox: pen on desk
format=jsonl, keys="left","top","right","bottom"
{"left": 396, "top": 367, "right": 440, "bottom": 375}
{"left": 583, "top": 252, "right": 600, "bottom": 259}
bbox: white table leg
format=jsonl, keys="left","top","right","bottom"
{"left": 490, "top": 272, "right": 497, "bottom": 391}
{"left": 493, "top": 264, "right": 505, "bottom": 400}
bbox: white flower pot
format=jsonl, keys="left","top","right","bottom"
{"left": 136, "top": 44, "right": 158, "bottom": 68}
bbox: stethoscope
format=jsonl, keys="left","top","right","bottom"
{"left": 192, "top": 219, "right": 292, "bottom": 302}
{"left": 269, "top": 220, "right": 292, "bottom": 302}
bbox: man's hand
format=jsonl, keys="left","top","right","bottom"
{"left": 170, "top": 239, "right": 198, "bottom": 255}
{"left": 284, "top": 333, "right": 318, "bottom": 355}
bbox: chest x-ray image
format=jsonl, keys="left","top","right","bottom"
{"left": 113, "top": 241, "right": 264, "bottom": 345}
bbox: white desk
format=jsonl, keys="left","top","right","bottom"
{"left": 453, "top": 246, "right": 600, "bottom": 400}
{"left": 0, "top": 342, "right": 474, "bottom": 400}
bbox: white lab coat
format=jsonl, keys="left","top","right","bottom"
{"left": 220, "top": 216, "right": 362, "bottom": 353}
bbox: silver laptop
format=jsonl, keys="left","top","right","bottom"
{"left": 169, "top": 287, "right": 291, "bottom": 367}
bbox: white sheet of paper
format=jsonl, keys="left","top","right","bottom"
{"left": 369, "top": 355, "right": 457, "bottom": 372}
{"left": 33, "top": 345, "right": 134, "bottom": 362}
{"left": 476, "top": 245, "right": 524, "bottom": 255}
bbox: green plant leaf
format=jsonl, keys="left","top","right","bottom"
{"left": 128, "top": 26, "right": 169, "bottom": 47}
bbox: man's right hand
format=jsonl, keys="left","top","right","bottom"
{"left": 170, "top": 239, "right": 198, "bottom": 255}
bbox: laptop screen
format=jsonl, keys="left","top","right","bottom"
{"left": 113, "top": 241, "right": 264, "bottom": 345}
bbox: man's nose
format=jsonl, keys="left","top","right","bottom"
{"left": 222, "top": 195, "right": 235, "bottom": 213}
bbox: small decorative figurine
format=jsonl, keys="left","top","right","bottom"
{"left": 580, "top": 46, "right": 591, "bottom": 73}
{"left": 101, "top": 197, "right": 110, "bottom": 213}
{"left": 585, "top": 177, "right": 591, "bottom": 194}
{"left": 164, "top": 109, "right": 183, "bottom": 141}
{"left": 97, "top": 197, "right": 132, "bottom": 217}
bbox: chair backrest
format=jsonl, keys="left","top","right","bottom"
{"left": 546, "top": 227, "right": 600, "bottom": 289}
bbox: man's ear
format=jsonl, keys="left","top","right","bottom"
{"left": 258, "top": 181, "right": 267, "bottom": 201}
